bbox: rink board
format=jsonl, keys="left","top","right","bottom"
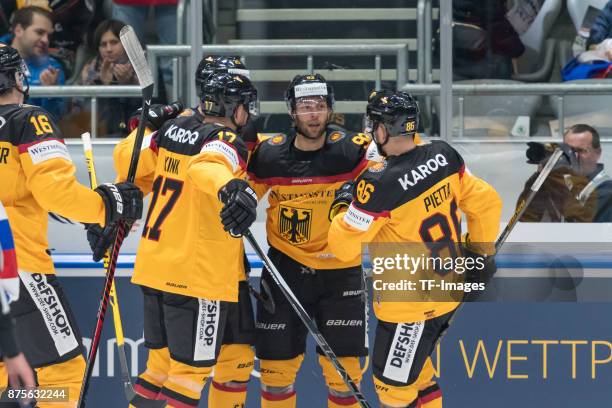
{"left": 55, "top": 255, "right": 612, "bottom": 408}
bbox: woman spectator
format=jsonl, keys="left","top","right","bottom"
{"left": 80, "top": 19, "right": 140, "bottom": 138}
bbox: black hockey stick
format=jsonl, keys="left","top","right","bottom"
{"left": 495, "top": 147, "right": 564, "bottom": 251}
{"left": 77, "top": 26, "right": 159, "bottom": 408}
{"left": 80, "top": 133, "right": 166, "bottom": 407}
{"left": 244, "top": 231, "right": 371, "bottom": 408}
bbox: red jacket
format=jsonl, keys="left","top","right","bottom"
{"left": 113, "top": 0, "right": 178, "bottom": 5}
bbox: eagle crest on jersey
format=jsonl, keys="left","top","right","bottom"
{"left": 279, "top": 205, "right": 312, "bottom": 245}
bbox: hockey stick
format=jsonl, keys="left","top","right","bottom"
{"left": 77, "top": 25, "right": 155, "bottom": 408}
{"left": 244, "top": 231, "right": 371, "bottom": 408}
{"left": 80, "top": 133, "right": 166, "bottom": 407}
{"left": 435, "top": 147, "right": 565, "bottom": 337}
{"left": 495, "top": 147, "right": 564, "bottom": 251}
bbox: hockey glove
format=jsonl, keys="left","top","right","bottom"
{"left": 128, "top": 101, "right": 184, "bottom": 131}
{"left": 95, "top": 182, "right": 143, "bottom": 227}
{"left": 328, "top": 181, "right": 355, "bottom": 221}
{"left": 218, "top": 179, "right": 258, "bottom": 237}
{"left": 85, "top": 223, "right": 117, "bottom": 262}
{"left": 462, "top": 243, "right": 497, "bottom": 302}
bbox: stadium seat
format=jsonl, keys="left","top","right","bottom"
{"left": 513, "top": 0, "right": 563, "bottom": 82}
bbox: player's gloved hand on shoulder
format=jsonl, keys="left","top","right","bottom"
{"left": 95, "top": 182, "right": 143, "bottom": 227}
{"left": 85, "top": 223, "right": 117, "bottom": 262}
{"left": 328, "top": 181, "right": 355, "bottom": 221}
{"left": 218, "top": 179, "right": 258, "bottom": 237}
{"left": 128, "top": 101, "right": 184, "bottom": 131}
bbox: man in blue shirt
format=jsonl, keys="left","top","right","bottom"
{"left": 9, "top": 6, "right": 66, "bottom": 118}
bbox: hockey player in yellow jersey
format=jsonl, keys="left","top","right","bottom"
{"left": 328, "top": 90, "right": 502, "bottom": 408}
{"left": 247, "top": 74, "right": 370, "bottom": 408}
{"left": 0, "top": 44, "right": 143, "bottom": 407}
{"left": 114, "top": 71, "right": 259, "bottom": 408}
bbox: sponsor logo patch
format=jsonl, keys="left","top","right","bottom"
{"left": 19, "top": 272, "right": 78, "bottom": 356}
{"left": 343, "top": 204, "right": 374, "bottom": 232}
{"left": 194, "top": 299, "right": 220, "bottom": 362}
{"left": 201, "top": 140, "right": 240, "bottom": 172}
{"left": 397, "top": 154, "right": 449, "bottom": 190}
{"left": 164, "top": 124, "right": 199, "bottom": 145}
{"left": 382, "top": 321, "right": 425, "bottom": 383}
{"left": 294, "top": 83, "right": 328, "bottom": 98}
{"left": 27, "top": 140, "right": 71, "bottom": 164}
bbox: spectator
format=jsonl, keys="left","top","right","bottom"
{"left": 452, "top": 0, "right": 525, "bottom": 80}
{"left": 0, "top": 0, "right": 95, "bottom": 77}
{"left": 112, "top": 0, "right": 177, "bottom": 98}
{"left": 517, "top": 124, "right": 612, "bottom": 222}
{"left": 80, "top": 19, "right": 140, "bottom": 138}
{"left": 587, "top": 1, "right": 612, "bottom": 51}
{"left": 8, "top": 6, "right": 66, "bottom": 118}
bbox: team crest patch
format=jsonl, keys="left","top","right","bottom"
{"left": 327, "top": 131, "right": 345, "bottom": 143}
{"left": 279, "top": 205, "right": 312, "bottom": 245}
{"left": 267, "top": 134, "right": 286, "bottom": 146}
{"left": 368, "top": 161, "right": 387, "bottom": 173}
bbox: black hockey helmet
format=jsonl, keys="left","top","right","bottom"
{"left": 285, "top": 73, "right": 334, "bottom": 113}
{"left": 0, "top": 43, "right": 28, "bottom": 98}
{"left": 196, "top": 55, "right": 250, "bottom": 97}
{"left": 200, "top": 72, "right": 259, "bottom": 120}
{"left": 365, "top": 89, "right": 419, "bottom": 138}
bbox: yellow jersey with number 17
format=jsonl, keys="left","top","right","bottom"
{"left": 114, "top": 109, "right": 249, "bottom": 301}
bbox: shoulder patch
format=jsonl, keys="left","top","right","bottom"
{"left": 327, "top": 130, "right": 345, "bottom": 143}
{"left": 267, "top": 134, "right": 287, "bottom": 146}
{"left": 179, "top": 108, "right": 195, "bottom": 117}
{"left": 368, "top": 160, "right": 387, "bottom": 173}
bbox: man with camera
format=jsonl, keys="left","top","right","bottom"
{"left": 518, "top": 124, "right": 612, "bottom": 222}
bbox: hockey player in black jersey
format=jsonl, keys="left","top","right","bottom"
{"left": 247, "top": 74, "right": 370, "bottom": 408}
{"left": 328, "top": 90, "right": 502, "bottom": 408}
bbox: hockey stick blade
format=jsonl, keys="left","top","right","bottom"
{"left": 244, "top": 230, "right": 371, "bottom": 408}
{"left": 120, "top": 25, "right": 153, "bottom": 182}
{"left": 120, "top": 25, "right": 153, "bottom": 91}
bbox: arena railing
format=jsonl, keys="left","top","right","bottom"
{"left": 399, "top": 83, "right": 612, "bottom": 141}
{"left": 28, "top": 82, "right": 612, "bottom": 141}
{"left": 145, "top": 44, "right": 411, "bottom": 107}
{"left": 29, "top": 85, "right": 141, "bottom": 139}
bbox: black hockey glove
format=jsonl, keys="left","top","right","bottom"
{"left": 218, "top": 179, "right": 258, "bottom": 237}
{"left": 328, "top": 180, "right": 355, "bottom": 221}
{"left": 95, "top": 182, "right": 143, "bottom": 227}
{"left": 85, "top": 223, "right": 117, "bottom": 262}
{"left": 128, "top": 101, "right": 184, "bottom": 131}
{"left": 462, "top": 245, "right": 497, "bottom": 302}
